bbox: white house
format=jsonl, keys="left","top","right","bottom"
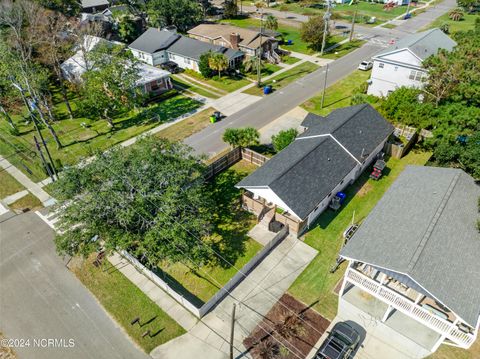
{"left": 129, "top": 28, "right": 244, "bottom": 72}
{"left": 236, "top": 104, "right": 394, "bottom": 236}
{"left": 367, "top": 28, "right": 456, "bottom": 97}
{"left": 338, "top": 166, "right": 480, "bottom": 357}
{"left": 61, "top": 36, "right": 173, "bottom": 96}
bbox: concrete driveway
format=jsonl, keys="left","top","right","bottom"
{"left": 0, "top": 211, "right": 148, "bottom": 359}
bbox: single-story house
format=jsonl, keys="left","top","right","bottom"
{"left": 367, "top": 28, "right": 457, "bottom": 97}
{"left": 187, "top": 23, "right": 279, "bottom": 59}
{"left": 236, "top": 104, "right": 394, "bottom": 236}
{"left": 81, "top": 0, "right": 110, "bottom": 13}
{"left": 61, "top": 36, "right": 173, "bottom": 95}
{"left": 129, "top": 28, "right": 244, "bottom": 72}
{"left": 339, "top": 166, "right": 480, "bottom": 355}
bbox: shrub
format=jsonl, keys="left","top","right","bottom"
{"left": 272, "top": 128, "right": 298, "bottom": 152}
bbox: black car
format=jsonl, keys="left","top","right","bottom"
{"left": 315, "top": 322, "right": 360, "bottom": 359}
{"left": 160, "top": 61, "right": 180, "bottom": 74}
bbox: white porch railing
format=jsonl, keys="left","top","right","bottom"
{"left": 345, "top": 268, "right": 476, "bottom": 348}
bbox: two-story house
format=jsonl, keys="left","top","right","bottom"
{"left": 236, "top": 104, "right": 394, "bottom": 236}
{"left": 367, "top": 28, "right": 456, "bottom": 97}
{"left": 339, "top": 166, "right": 479, "bottom": 357}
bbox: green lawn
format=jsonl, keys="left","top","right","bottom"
{"left": 172, "top": 77, "right": 222, "bottom": 99}
{"left": 157, "top": 160, "right": 262, "bottom": 305}
{"left": 183, "top": 70, "right": 251, "bottom": 93}
{"left": 425, "top": 13, "right": 479, "bottom": 33}
{"left": 278, "top": 2, "right": 409, "bottom": 23}
{"left": 302, "top": 70, "right": 374, "bottom": 116}
{"left": 155, "top": 107, "right": 214, "bottom": 142}
{"left": 243, "top": 61, "right": 319, "bottom": 96}
{"left": 281, "top": 55, "right": 301, "bottom": 65}
{"left": 9, "top": 192, "right": 43, "bottom": 212}
{"left": 220, "top": 17, "right": 335, "bottom": 54}
{"left": 288, "top": 150, "right": 432, "bottom": 320}
{"left": 244, "top": 63, "right": 283, "bottom": 80}
{"left": 428, "top": 337, "right": 480, "bottom": 359}
{"left": 0, "top": 92, "right": 202, "bottom": 181}
{"left": 319, "top": 39, "right": 366, "bottom": 60}
{"left": 0, "top": 171, "right": 24, "bottom": 198}
{"left": 73, "top": 259, "right": 186, "bottom": 353}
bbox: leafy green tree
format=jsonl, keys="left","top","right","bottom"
{"left": 272, "top": 128, "right": 297, "bottom": 152}
{"left": 243, "top": 56, "right": 263, "bottom": 73}
{"left": 208, "top": 53, "right": 229, "bottom": 78}
{"left": 224, "top": 0, "right": 239, "bottom": 18}
{"left": 223, "top": 127, "right": 260, "bottom": 148}
{"left": 79, "top": 43, "right": 143, "bottom": 127}
{"left": 51, "top": 136, "right": 214, "bottom": 268}
{"left": 199, "top": 51, "right": 214, "bottom": 78}
{"left": 117, "top": 16, "right": 140, "bottom": 43}
{"left": 456, "top": 0, "right": 479, "bottom": 12}
{"left": 301, "top": 16, "right": 328, "bottom": 51}
{"left": 146, "top": 0, "right": 203, "bottom": 32}
{"left": 265, "top": 15, "right": 278, "bottom": 30}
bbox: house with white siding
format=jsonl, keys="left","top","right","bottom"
{"left": 339, "top": 166, "right": 480, "bottom": 357}
{"left": 236, "top": 104, "right": 394, "bottom": 236}
{"left": 367, "top": 28, "right": 456, "bottom": 97}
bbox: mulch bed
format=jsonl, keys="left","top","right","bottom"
{"left": 243, "top": 293, "right": 330, "bottom": 359}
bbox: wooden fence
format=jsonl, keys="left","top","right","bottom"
{"left": 204, "top": 147, "right": 269, "bottom": 180}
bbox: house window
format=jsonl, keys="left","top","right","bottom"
{"left": 409, "top": 70, "right": 425, "bottom": 81}
{"left": 185, "top": 58, "right": 191, "bottom": 65}
{"left": 394, "top": 66, "right": 398, "bottom": 71}
{"left": 379, "top": 63, "right": 385, "bottom": 69}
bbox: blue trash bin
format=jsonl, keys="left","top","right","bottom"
{"left": 263, "top": 85, "right": 272, "bottom": 95}
{"left": 287, "top": 39, "right": 293, "bottom": 45}
{"left": 336, "top": 192, "right": 347, "bottom": 204}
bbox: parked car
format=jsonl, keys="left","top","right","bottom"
{"left": 315, "top": 322, "right": 360, "bottom": 359}
{"left": 358, "top": 61, "right": 373, "bottom": 71}
{"left": 160, "top": 61, "right": 180, "bottom": 73}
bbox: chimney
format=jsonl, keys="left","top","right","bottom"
{"left": 230, "top": 32, "right": 240, "bottom": 50}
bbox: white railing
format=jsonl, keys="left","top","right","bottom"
{"left": 345, "top": 268, "right": 476, "bottom": 348}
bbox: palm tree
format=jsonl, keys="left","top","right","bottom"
{"left": 208, "top": 53, "right": 228, "bottom": 78}
{"left": 265, "top": 15, "right": 278, "bottom": 31}
{"left": 448, "top": 8, "right": 464, "bottom": 21}
{"left": 244, "top": 56, "right": 263, "bottom": 73}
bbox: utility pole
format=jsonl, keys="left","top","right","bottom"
{"left": 320, "top": 0, "right": 332, "bottom": 56}
{"left": 256, "top": 7, "right": 264, "bottom": 87}
{"left": 350, "top": 10, "right": 357, "bottom": 42}
{"left": 229, "top": 303, "right": 236, "bottom": 359}
{"left": 320, "top": 63, "right": 329, "bottom": 109}
{"left": 34, "top": 135, "right": 54, "bottom": 181}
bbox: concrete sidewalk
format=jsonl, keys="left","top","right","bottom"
{"left": 0, "top": 155, "right": 54, "bottom": 206}
{"left": 151, "top": 235, "right": 318, "bottom": 359}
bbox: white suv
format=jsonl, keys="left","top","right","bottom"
{"left": 358, "top": 61, "right": 373, "bottom": 71}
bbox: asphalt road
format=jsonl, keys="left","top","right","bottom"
{"left": 0, "top": 211, "right": 148, "bottom": 359}
{"left": 185, "top": 0, "right": 456, "bottom": 157}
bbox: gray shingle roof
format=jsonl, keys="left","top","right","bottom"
{"left": 237, "top": 104, "right": 393, "bottom": 220}
{"left": 129, "top": 28, "right": 180, "bottom": 54}
{"left": 376, "top": 28, "right": 457, "bottom": 61}
{"left": 167, "top": 36, "right": 242, "bottom": 61}
{"left": 341, "top": 166, "right": 480, "bottom": 327}
{"left": 81, "top": 0, "right": 109, "bottom": 9}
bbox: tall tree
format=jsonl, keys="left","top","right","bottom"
{"left": 79, "top": 42, "right": 142, "bottom": 128}
{"left": 265, "top": 15, "right": 278, "bottom": 31}
{"left": 146, "top": 0, "right": 203, "bottom": 32}
{"left": 208, "top": 53, "right": 228, "bottom": 78}
{"left": 51, "top": 136, "right": 215, "bottom": 268}
{"left": 301, "top": 16, "right": 328, "bottom": 51}
{"left": 223, "top": 127, "right": 260, "bottom": 148}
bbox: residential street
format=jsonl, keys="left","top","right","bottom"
{"left": 185, "top": 0, "right": 456, "bottom": 157}
{"left": 0, "top": 211, "right": 148, "bottom": 359}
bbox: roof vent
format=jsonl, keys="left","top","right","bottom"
{"left": 327, "top": 158, "right": 331, "bottom": 161}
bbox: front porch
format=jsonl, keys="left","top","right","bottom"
{"left": 340, "top": 263, "right": 477, "bottom": 349}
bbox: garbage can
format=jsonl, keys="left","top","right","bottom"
{"left": 210, "top": 115, "right": 216, "bottom": 123}
{"left": 336, "top": 192, "right": 347, "bottom": 204}
{"left": 287, "top": 39, "right": 293, "bottom": 45}
{"left": 263, "top": 85, "right": 272, "bottom": 95}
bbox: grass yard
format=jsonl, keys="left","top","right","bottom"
{"left": 0, "top": 92, "right": 202, "bottom": 181}
{"left": 288, "top": 150, "right": 432, "bottom": 320}
{"left": 425, "top": 13, "right": 479, "bottom": 33}
{"left": 302, "top": 70, "right": 375, "bottom": 116}
{"left": 9, "top": 193, "right": 43, "bottom": 212}
{"left": 172, "top": 77, "right": 222, "bottom": 99}
{"left": 244, "top": 63, "right": 283, "bottom": 80}
{"left": 155, "top": 107, "right": 214, "bottom": 142}
{"left": 281, "top": 55, "right": 301, "bottom": 65}
{"left": 427, "top": 338, "right": 480, "bottom": 359}
{"left": 157, "top": 160, "right": 262, "bottom": 305}
{"left": 0, "top": 171, "right": 24, "bottom": 199}
{"left": 183, "top": 70, "right": 251, "bottom": 93}
{"left": 382, "top": 23, "right": 398, "bottom": 29}
{"left": 220, "top": 17, "right": 336, "bottom": 54}
{"left": 243, "top": 61, "right": 319, "bottom": 96}
{"left": 319, "top": 39, "right": 366, "bottom": 60}
{"left": 73, "top": 258, "right": 185, "bottom": 353}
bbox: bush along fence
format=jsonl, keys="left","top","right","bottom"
{"left": 204, "top": 147, "right": 269, "bottom": 180}
{"left": 120, "top": 225, "right": 289, "bottom": 318}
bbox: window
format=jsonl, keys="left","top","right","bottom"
{"left": 185, "top": 58, "right": 191, "bottom": 65}
{"left": 379, "top": 63, "right": 385, "bottom": 69}
{"left": 394, "top": 66, "right": 398, "bottom": 71}
{"left": 409, "top": 70, "right": 425, "bottom": 81}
